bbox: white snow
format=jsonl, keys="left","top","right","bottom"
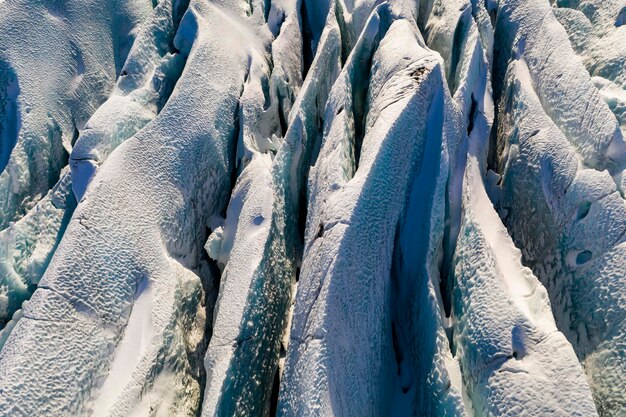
{"left": 91, "top": 278, "right": 155, "bottom": 416}
{"left": 453, "top": 153, "right": 598, "bottom": 416}
{"left": 71, "top": 0, "right": 186, "bottom": 200}
{"left": 494, "top": 21, "right": 626, "bottom": 412}
{"left": 0, "top": 0, "right": 623, "bottom": 415}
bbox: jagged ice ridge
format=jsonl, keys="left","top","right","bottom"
{"left": 0, "top": 0, "right": 624, "bottom": 416}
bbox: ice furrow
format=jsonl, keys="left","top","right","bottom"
{"left": 199, "top": 0, "right": 359, "bottom": 414}
{"left": 420, "top": 0, "right": 494, "bottom": 320}
{"left": 0, "top": 170, "right": 75, "bottom": 329}
{"left": 0, "top": 0, "right": 622, "bottom": 415}
{"left": 279, "top": 5, "right": 467, "bottom": 414}
{"left": 199, "top": 2, "right": 302, "bottom": 415}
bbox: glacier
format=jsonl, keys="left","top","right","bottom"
{"left": 0, "top": 0, "right": 186, "bottom": 329}
{"left": 0, "top": 0, "right": 624, "bottom": 416}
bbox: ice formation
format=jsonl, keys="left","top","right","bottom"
{"left": 0, "top": 0, "right": 186, "bottom": 328}
{"left": 0, "top": 0, "right": 624, "bottom": 416}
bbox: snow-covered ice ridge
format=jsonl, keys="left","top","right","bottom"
{"left": 0, "top": 0, "right": 623, "bottom": 415}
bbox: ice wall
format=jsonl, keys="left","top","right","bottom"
{"left": 453, "top": 154, "right": 598, "bottom": 416}
{"left": 278, "top": 4, "right": 467, "bottom": 415}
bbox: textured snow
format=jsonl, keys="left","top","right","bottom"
{"left": 71, "top": 0, "right": 187, "bottom": 200}
{"left": 494, "top": 0, "right": 626, "bottom": 174}
{"left": 0, "top": 0, "right": 249, "bottom": 414}
{"left": 553, "top": 0, "right": 626, "bottom": 143}
{"left": 495, "top": 44, "right": 626, "bottom": 416}
{"left": 453, "top": 153, "right": 598, "bottom": 416}
{"left": 0, "top": 0, "right": 152, "bottom": 230}
{"left": 1, "top": 0, "right": 624, "bottom": 415}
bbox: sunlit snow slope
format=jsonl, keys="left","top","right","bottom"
{"left": 0, "top": 0, "right": 624, "bottom": 416}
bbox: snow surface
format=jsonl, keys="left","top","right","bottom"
{"left": 453, "top": 152, "right": 598, "bottom": 416}
{"left": 0, "top": 0, "right": 152, "bottom": 230}
{"left": 70, "top": 0, "right": 187, "bottom": 200}
{"left": 0, "top": 0, "right": 186, "bottom": 328}
{"left": 494, "top": 0, "right": 626, "bottom": 174}
{"left": 495, "top": 54, "right": 626, "bottom": 415}
{"left": 0, "top": 0, "right": 624, "bottom": 415}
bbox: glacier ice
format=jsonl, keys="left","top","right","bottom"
{"left": 0, "top": 168, "right": 75, "bottom": 329}
{"left": 491, "top": 0, "right": 626, "bottom": 412}
{"left": 0, "top": 0, "right": 624, "bottom": 416}
{"left": 0, "top": 0, "right": 186, "bottom": 328}
{"left": 493, "top": 0, "right": 626, "bottom": 174}
{"left": 70, "top": 0, "right": 187, "bottom": 201}
{"left": 0, "top": 0, "right": 152, "bottom": 230}
{"left": 495, "top": 57, "right": 626, "bottom": 414}
{"left": 453, "top": 153, "right": 598, "bottom": 416}
{"left": 279, "top": 6, "right": 467, "bottom": 415}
